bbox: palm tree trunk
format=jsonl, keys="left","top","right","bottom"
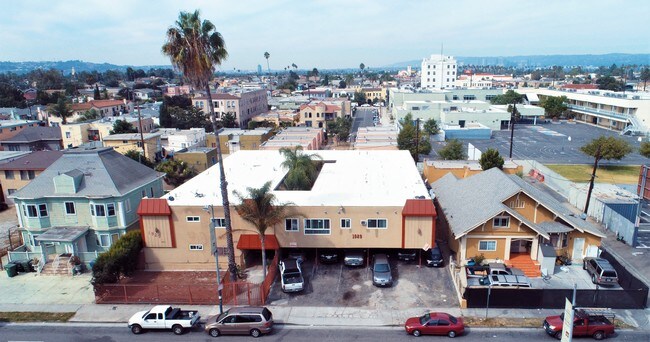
{"left": 206, "top": 84, "right": 238, "bottom": 282}
{"left": 260, "top": 234, "right": 267, "bottom": 279}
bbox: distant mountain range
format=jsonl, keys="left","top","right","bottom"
{"left": 385, "top": 53, "right": 650, "bottom": 69}
{"left": 1, "top": 54, "right": 648, "bottom": 74}
{"left": 0, "top": 60, "right": 171, "bottom": 74}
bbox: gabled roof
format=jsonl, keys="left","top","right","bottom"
{"left": 430, "top": 168, "right": 604, "bottom": 239}
{"left": 402, "top": 198, "right": 437, "bottom": 217}
{"left": 0, "top": 126, "right": 61, "bottom": 143}
{"left": 10, "top": 147, "right": 164, "bottom": 200}
{"left": 0, "top": 151, "right": 63, "bottom": 171}
{"left": 71, "top": 100, "right": 126, "bottom": 111}
{"left": 137, "top": 198, "right": 171, "bottom": 216}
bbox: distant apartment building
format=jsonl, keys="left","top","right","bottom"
{"left": 163, "top": 85, "right": 192, "bottom": 97}
{"left": 353, "top": 126, "right": 398, "bottom": 150}
{"left": 298, "top": 99, "right": 351, "bottom": 129}
{"left": 0, "top": 151, "right": 63, "bottom": 206}
{"left": 62, "top": 100, "right": 133, "bottom": 124}
{"left": 359, "top": 88, "right": 386, "bottom": 103}
{"left": 102, "top": 132, "right": 162, "bottom": 162}
{"left": 421, "top": 55, "right": 457, "bottom": 90}
{"left": 158, "top": 128, "right": 206, "bottom": 153}
{"left": 60, "top": 116, "right": 155, "bottom": 149}
{"left": 193, "top": 89, "right": 268, "bottom": 128}
{"left": 518, "top": 88, "right": 650, "bottom": 134}
{"left": 174, "top": 147, "right": 218, "bottom": 173}
{"left": 0, "top": 120, "right": 41, "bottom": 141}
{"left": 205, "top": 128, "right": 273, "bottom": 154}
{"left": 0, "top": 126, "right": 62, "bottom": 152}
{"left": 259, "top": 127, "right": 324, "bottom": 150}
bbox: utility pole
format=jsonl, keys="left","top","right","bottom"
{"left": 509, "top": 103, "right": 517, "bottom": 159}
{"left": 584, "top": 144, "right": 602, "bottom": 214}
{"left": 204, "top": 204, "right": 224, "bottom": 314}
{"left": 132, "top": 90, "right": 146, "bottom": 161}
{"left": 415, "top": 118, "right": 420, "bottom": 163}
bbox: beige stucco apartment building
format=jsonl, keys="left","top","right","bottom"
{"left": 137, "top": 150, "right": 436, "bottom": 271}
{"left": 193, "top": 90, "right": 268, "bottom": 128}
{"left": 102, "top": 132, "right": 162, "bottom": 162}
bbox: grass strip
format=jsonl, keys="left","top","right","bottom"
{"left": 545, "top": 164, "right": 641, "bottom": 184}
{"left": 0, "top": 311, "right": 75, "bottom": 322}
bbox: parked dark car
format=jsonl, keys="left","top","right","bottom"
{"left": 404, "top": 312, "right": 464, "bottom": 337}
{"left": 344, "top": 249, "right": 365, "bottom": 267}
{"left": 318, "top": 249, "right": 340, "bottom": 264}
{"left": 426, "top": 246, "right": 444, "bottom": 267}
{"left": 397, "top": 249, "right": 418, "bottom": 262}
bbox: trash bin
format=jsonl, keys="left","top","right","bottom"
{"left": 14, "top": 261, "right": 24, "bottom": 273}
{"left": 21, "top": 260, "right": 31, "bottom": 273}
{"left": 5, "top": 263, "right": 17, "bottom": 278}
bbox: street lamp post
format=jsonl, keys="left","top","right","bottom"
{"left": 204, "top": 204, "right": 224, "bottom": 314}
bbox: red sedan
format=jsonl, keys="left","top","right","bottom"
{"left": 404, "top": 312, "right": 465, "bottom": 337}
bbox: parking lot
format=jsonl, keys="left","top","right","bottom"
{"left": 267, "top": 252, "right": 458, "bottom": 309}
{"left": 431, "top": 122, "right": 647, "bottom": 165}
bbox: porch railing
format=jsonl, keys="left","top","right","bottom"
{"left": 37, "top": 257, "right": 45, "bottom": 274}
{"left": 7, "top": 248, "right": 41, "bottom": 263}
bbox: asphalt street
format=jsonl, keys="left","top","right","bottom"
{"left": 351, "top": 107, "right": 378, "bottom": 140}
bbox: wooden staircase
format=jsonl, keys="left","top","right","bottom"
{"left": 505, "top": 253, "right": 541, "bottom": 278}
{"left": 40, "top": 255, "right": 71, "bottom": 276}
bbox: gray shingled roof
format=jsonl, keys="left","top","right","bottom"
{"left": 0, "top": 151, "right": 63, "bottom": 171}
{"left": 1, "top": 126, "right": 61, "bottom": 143}
{"left": 430, "top": 167, "right": 604, "bottom": 238}
{"left": 10, "top": 147, "right": 164, "bottom": 199}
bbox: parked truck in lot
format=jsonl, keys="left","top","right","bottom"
{"left": 128, "top": 305, "right": 200, "bottom": 335}
{"left": 466, "top": 263, "right": 525, "bottom": 278}
{"left": 279, "top": 258, "right": 304, "bottom": 293}
{"left": 543, "top": 308, "right": 615, "bottom": 340}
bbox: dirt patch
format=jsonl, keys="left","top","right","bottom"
{"left": 342, "top": 290, "right": 355, "bottom": 301}
{"left": 120, "top": 271, "right": 221, "bottom": 284}
{"left": 464, "top": 317, "right": 542, "bottom": 328}
{"left": 0, "top": 312, "right": 75, "bottom": 322}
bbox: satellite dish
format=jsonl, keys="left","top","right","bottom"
{"left": 168, "top": 196, "right": 175, "bottom": 201}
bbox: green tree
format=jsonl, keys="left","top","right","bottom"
{"left": 279, "top": 146, "right": 322, "bottom": 190}
{"left": 124, "top": 149, "right": 155, "bottom": 168}
{"left": 327, "top": 116, "right": 352, "bottom": 142}
{"left": 438, "top": 139, "right": 466, "bottom": 160}
{"left": 640, "top": 141, "right": 650, "bottom": 158}
{"left": 234, "top": 181, "right": 295, "bottom": 279}
{"left": 48, "top": 98, "right": 73, "bottom": 124}
{"left": 162, "top": 9, "right": 238, "bottom": 280}
{"left": 540, "top": 95, "right": 568, "bottom": 119}
{"left": 155, "top": 159, "right": 198, "bottom": 187}
{"left": 264, "top": 51, "right": 271, "bottom": 75}
{"left": 397, "top": 113, "right": 431, "bottom": 162}
{"left": 597, "top": 76, "right": 624, "bottom": 91}
{"left": 110, "top": 120, "right": 138, "bottom": 134}
{"left": 479, "top": 148, "right": 504, "bottom": 170}
{"left": 489, "top": 90, "right": 524, "bottom": 105}
{"left": 221, "top": 112, "right": 238, "bottom": 128}
{"left": 344, "top": 74, "right": 354, "bottom": 87}
{"left": 359, "top": 63, "right": 365, "bottom": 84}
{"left": 423, "top": 118, "right": 439, "bottom": 135}
{"left": 0, "top": 84, "right": 26, "bottom": 108}
{"left": 640, "top": 68, "right": 650, "bottom": 92}
{"left": 168, "top": 106, "right": 210, "bottom": 131}
{"left": 93, "top": 85, "right": 101, "bottom": 100}
{"left": 76, "top": 109, "right": 99, "bottom": 122}
{"left": 354, "top": 91, "right": 367, "bottom": 105}
{"left": 338, "top": 80, "right": 347, "bottom": 89}
{"left": 580, "top": 136, "right": 633, "bottom": 213}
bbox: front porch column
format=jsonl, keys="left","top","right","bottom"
{"left": 531, "top": 237, "right": 539, "bottom": 260}
{"left": 504, "top": 237, "right": 511, "bottom": 261}
{"left": 460, "top": 237, "right": 467, "bottom": 264}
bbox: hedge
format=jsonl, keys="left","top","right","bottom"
{"left": 91, "top": 230, "right": 142, "bottom": 284}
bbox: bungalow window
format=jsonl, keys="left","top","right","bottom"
{"left": 98, "top": 234, "right": 111, "bottom": 247}
{"left": 367, "top": 219, "right": 387, "bottom": 229}
{"left": 493, "top": 216, "right": 509, "bottom": 228}
{"left": 285, "top": 218, "right": 299, "bottom": 232}
{"left": 65, "top": 202, "right": 76, "bottom": 215}
{"left": 23, "top": 204, "right": 38, "bottom": 218}
{"left": 91, "top": 204, "right": 106, "bottom": 217}
{"left": 479, "top": 240, "right": 497, "bottom": 251}
{"left": 549, "top": 233, "right": 569, "bottom": 248}
{"left": 107, "top": 203, "right": 116, "bottom": 216}
{"left": 304, "top": 219, "right": 330, "bottom": 235}
{"left": 38, "top": 204, "right": 48, "bottom": 217}
{"left": 211, "top": 218, "right": 226, "bottom": 228}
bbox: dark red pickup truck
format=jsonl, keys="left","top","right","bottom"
{"left": 543, "top": 308, "right": 615, "bottom": 340}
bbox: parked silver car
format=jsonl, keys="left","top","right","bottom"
{"left": 583, "top": 257, "right": 618, "bottom": 286}
{"left": 372, "top": 253, "right": 393, "bottom": 287}
{"left": 344, "top": 249, "right": 365, "bottom": 267}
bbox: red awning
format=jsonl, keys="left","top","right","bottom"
{"left": 237, "top": 234, "right": 279, "bottom": 250}
{"left": 137, "top": 198, "right": 171, "bottom": 216}
{"left": 402, "top": 198, "right": 437, "bottom": 217}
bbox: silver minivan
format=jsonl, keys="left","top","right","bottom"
{"left": 583, "top": 257, "right": 618, "bottom": 286}
{"left": 372, "top": 253, "right": 393, "bottom": 287}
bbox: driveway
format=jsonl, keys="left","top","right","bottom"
{"left": 267, "top": 255, "right": 458, "bottom": 309}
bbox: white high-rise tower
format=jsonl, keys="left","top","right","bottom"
{"left": 420, "top": 55, "right": 457, "bottom": 90}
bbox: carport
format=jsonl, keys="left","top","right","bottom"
{"left": 237, "top": 234, "right": 279, "bottom": 268}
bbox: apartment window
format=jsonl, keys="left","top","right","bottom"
{"left": 23, "top": 204, "right": 38, "bottom": 218}
{"left": 107, "top": 203, "right": 116, "bottom": 216}
{"left": 98, "top": 234, "right": 111, "bottom": 247}
{"left": 186, "top": 216, "right": 200, "bottom": 222}
{"left": 38, "top": 204, "right": 48, "bottom": 217}
{"left": 7, "top": 189, "right": 16, "bottom": 195}
{"left": 340, "top": 218, "right": 351, "bottom": 229}
{"left": 20, "top": 170, "right": 29, "bottom": 180}
{"left": 367, "top": 219, "right": 387, "bottom": 229}
{"left": 65, "top": 132, "right": 71, "bottom": 138}
{"left": 493, "top": 216, "right": 509, "bottom": 228}
{"left": 285, "top": 218, "right": 299, "bottom": 232}
{"left": 125, "top": 199, "right": 132, "bottom": 213}
{"left": 304, "top": 219, "right": 330, "bottom": 235}
{"left": 479, "top": 240, "right": 497, "bottom": 251}
{"left": 211, "top": 217, "right": 226, "bottom": 228}
{"left": 149, "top": 187, "right": 154, "bottom": 197}
{"left": 91, "top": 204, "right": 106, "bottom": 217}
{"left": 463, "top": 95, "right": 476, "bottom": 101}
{"left": 64, "top": 202, "right": 76, "bottom": 215}
{"left": 189, "top": 244, "right": 204, "bottom": 251}
{"left": 4, "top": 170, "right": 14, "bottom": 179}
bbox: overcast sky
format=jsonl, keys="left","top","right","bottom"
{"left": 2, "top": 0, "right": 649, "bottom": 70}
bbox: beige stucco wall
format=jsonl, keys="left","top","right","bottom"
{"left": 403, "top": 216, "right": 434, "bottom": 249}
{"left": 0, "top": 170, "right": 44, "bottom": 205}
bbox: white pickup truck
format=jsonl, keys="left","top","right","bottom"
{"left": 279, "top": 258, "right": 304, "bottom": 293}
{"left": 128, "top": 305, "right": 200, "bottom": 335}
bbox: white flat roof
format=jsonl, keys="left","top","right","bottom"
{"left": 164, "top": 150, "right": 429, "bottom": 207}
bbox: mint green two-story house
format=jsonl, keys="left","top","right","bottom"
{"left": 9, "top": 147, "right": 164, "bottom": 273}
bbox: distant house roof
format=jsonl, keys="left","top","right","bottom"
{"left": 10, "top": 147, "right": 164, "bottom": 199}
{"left": 194, "top": 93, "right": 240, "bottom": 100}
{"left": 103, "top": 132, "right": 162, "bottom": 141}
{"left": 0, "top": 151, "right": 63, "bottom": 171}
{"left": 71, "top": 100, "right": 126, "bottom": 111}
{"left": 0, "top": 126, "right": 61, "bottom": 143}
{"left": 561, "top": 84, "right": 598, "bottom": 90}
{"left": 430, "top": 168, "right": 604, "bottom": 239}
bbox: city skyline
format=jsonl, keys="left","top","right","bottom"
{"left": 2, "top": 0, "right": 649, "bottom": 70}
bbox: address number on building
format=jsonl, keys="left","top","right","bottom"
{"left": 352, "top": 234, "right": 363, "bottom": 239}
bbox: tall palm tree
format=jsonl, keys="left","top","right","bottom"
{"left": 162, "top": 10, "right": 238, "bottom": 281}
{"left": 235, "top": 181, "right": 294, "bottom": 279}
{"left": 49, "top": 98, "right": 73, "bottom": 124}
{"left": 264, "top": 52, "right": 271, "bottom": 91}
{"left": 279, "top": 146, "right": 322, "bottom": 190}
{"left": 359, "top": 62, "right": 366, "bottom": 85}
